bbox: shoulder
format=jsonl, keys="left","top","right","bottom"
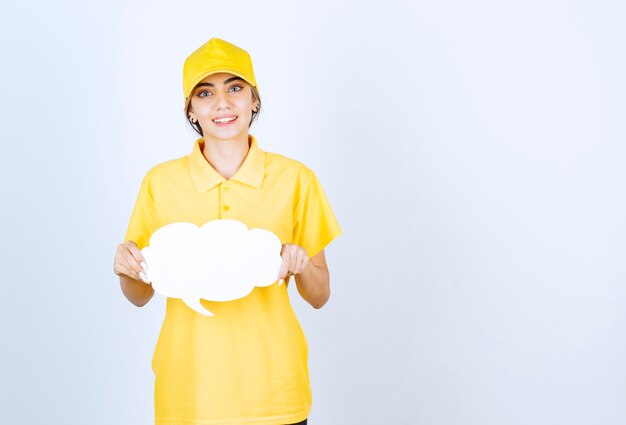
{"left": 141, "top": 154, "right": 189, "bottom": 185}
{"left": 263, "top": 150, "right": 315, "bottom": 185}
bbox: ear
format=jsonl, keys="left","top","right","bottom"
{"left": 252, "top": 99, "right": 260, "bottom": 113}
{"left": 187, "top": 106, "right": 197, "bottom": 123}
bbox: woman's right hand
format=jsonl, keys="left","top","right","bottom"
{"left": 114, "top": 240, "right": 150, "bottom": 283}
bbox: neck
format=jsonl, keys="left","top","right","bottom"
{"left": 201, "top": 133, "right": 251, "bottom": 180}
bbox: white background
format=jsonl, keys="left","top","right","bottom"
{"left": 1, "top": 0, "right": 625, "bottom": 424}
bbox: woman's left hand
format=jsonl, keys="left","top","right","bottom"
{"left": 277, "top": 243, "right": 310, "bottom": 282}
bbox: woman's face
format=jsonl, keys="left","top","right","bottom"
{"left": 187, "top": 72, "right": 259, "bottom": 141}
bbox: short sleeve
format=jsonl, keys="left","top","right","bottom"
{"left": 292, "top": 169, "right": 342, "bottom": 258}
{"left": 124, "top": 173, "right": 158, "bottom": 250}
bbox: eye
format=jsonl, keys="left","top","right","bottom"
{"left": 229, "top": 85, "right": 243, "bottom": 93}
{"left": 197, "top": 90, "right": 212, "bottom": 98}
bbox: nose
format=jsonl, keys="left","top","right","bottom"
{"left": 214, "top": 90, "right": 231, "bottom": 111}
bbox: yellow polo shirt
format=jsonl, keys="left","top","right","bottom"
{"left": 124, "top": 134, "right": 342, "bottom": 425}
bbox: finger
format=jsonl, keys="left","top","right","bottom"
{"left": 127, "top": 244, "right": 150, "bottom": 278}
{"left": 114, "top": 249, "right": 133, "bottom": 277}
{"left": 290, "top": 246, "right": 304, "bottom": 275}
{"left": 295, "top": 253, "right": 307, "bottom": 275}
{"left": 115, "top": 246, "right": 148, "bottom": 282}
{"left": 114, "top": 261, "right": 136, "bottom": 280}
{"left": 288, "top": 247, "right": 304, "bottom": 275}
{"left": 113, "top": 260, "right": 126, "bottom": 277}
{"left": 127, "top": 243, "right": 146, "bottom": 266}
{"left": 288, "top": 248, "right": 301, "bottom": 275}
{"left": 124, "top": 251, "right": 145, "bottom": 279}
{"left": 278, "top": 260, "right": 289, "bottom": 280}
{"left": 277, "top": 249, "right": 291, "bottom": 280}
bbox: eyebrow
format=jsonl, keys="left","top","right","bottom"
{"left": 194, "top": 76, "right": 244, "bottom": 89}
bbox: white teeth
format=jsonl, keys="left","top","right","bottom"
{"left": 213, "top": 117, "right": 236, "bottom": 124}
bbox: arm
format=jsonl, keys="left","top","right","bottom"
{"left": 278, "top": 245, "right": 331, "bottom": 309}
{"left": 294, "top": 249, "right": 331, "bottom": 309}
{"left": 120, "top": 274, "right": 155, "bottom": 307}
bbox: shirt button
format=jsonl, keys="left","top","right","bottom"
{"left": 223, "top": 205, "right": 230, "bottom": 211}
{"left": 224, "top": 185, "right": 231, "bottom": 191}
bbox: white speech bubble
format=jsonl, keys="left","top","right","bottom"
{"left": 140, "top": 219, "right": 283, "bottom": 316}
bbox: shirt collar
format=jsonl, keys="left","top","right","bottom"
{"left": 188, "top": 134, "right": 266, "bottom": 193}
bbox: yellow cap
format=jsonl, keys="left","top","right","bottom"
{"left": 182, "top": 38, "right": 258, "bottom": 112}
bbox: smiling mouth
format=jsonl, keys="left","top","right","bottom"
{"left": 213, "top": 116, "right": 238, "bottom": 125}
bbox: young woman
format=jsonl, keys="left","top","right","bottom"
{"left": 113, "top": 38, "right": 342, "bottom": 425}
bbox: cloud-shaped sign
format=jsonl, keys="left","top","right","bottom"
{"left": 140, "top": 219, "right": 283, "bottom": 316}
